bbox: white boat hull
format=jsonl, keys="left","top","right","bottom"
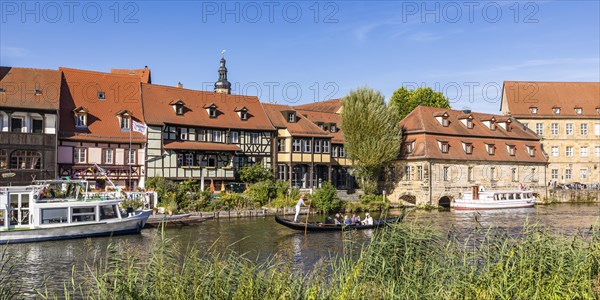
{"left": 451, "top": 199, "right": 535, "bottom": 210}
{"left": 0, "top": 210, "right": 151, "bottom": 244}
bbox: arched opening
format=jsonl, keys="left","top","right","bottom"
{"left": 400, "top": 194, "right": 416, "bottom": 205}
{"left": 10, "top": 150, "right": 42, "bottom": 169}
{"left": 438, "top": 196, "right": 451, "bottom": 208}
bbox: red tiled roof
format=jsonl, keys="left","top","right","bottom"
{"left": 401, "top": 106, "right": 539, "bottom": 140}
{"left": 295, "top": 109, "right": 345, "bottom": 143}
{"left": 163, "top": 141, "right": 241, "bottom": 152}
{"left": 294, "top": 98, "right": 342, "bottom": 114}
{"left": 110, "top": 67, "right": 151, "bottom": 83}
{"left": 400, "top": 106, "right": 546, "bottom": 163}
{"left": 502, "top": 81, "right": 600, "bottom": 118}
{"left": 263, "top": 104, "right": 330, "bottom": 138}
{"left": 0, "top": 67, "right": 62, "bottom": 110}
{"left": 141, "top": 84, "right": 275, "bottom": 131}
{"left": 58, "top": 67, "right": 145, "bottom": 143}
{"left": 401, "top": 134, "right": 547, "bottom": 163}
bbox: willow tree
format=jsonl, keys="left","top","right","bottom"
{"left": 341, "top": 87, "right": 401, "bottom": 194}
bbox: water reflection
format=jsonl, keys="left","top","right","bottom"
{"left": 2, "top": 203, "right": 600, "bottom": 294}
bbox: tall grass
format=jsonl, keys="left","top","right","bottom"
{"left": 22, "top": 222, "right": 600, "bottom": 299}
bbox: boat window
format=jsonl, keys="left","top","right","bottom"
{"left": 100, "top": 205, "right": 118, "bottom": 220}
{"left": 508, "top": 194, "right": 514, "bottom": 200}
{"left": 41, "top": 208, "right": 68, "bottom": 224}
{"left": 72, "top": 207, "right": 96, "bottom": 222}
{"left": 501, "top": 194, "right": 507, "bottom": 200}
{"left": 516, "top": 193, "right": 521, "bottom": 199}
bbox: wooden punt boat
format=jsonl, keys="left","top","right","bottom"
{"left": 274, "top": 214, "right": 400, "bottom": 232}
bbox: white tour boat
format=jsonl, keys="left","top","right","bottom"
{"left": 0, "top": 180, "right": 151, "bottom": 244}
{"left": 452, "top": 185, "right": 536, "bottom": 210}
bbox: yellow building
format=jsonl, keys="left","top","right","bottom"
{"left": 501, "top": 81, "right": 600, "bottom": 187}
{"left": 264, "top": 103, "right": 354, "bottom": 189}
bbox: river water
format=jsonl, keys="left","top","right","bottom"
{"left": 2, "top": 203, "right": 600, "bottom": 296}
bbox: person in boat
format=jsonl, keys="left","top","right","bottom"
{"left": 334, "top": 213, "right": 342, "bottom": 225}
{"left": 324, "top": 216, "right": 334, "bottom": 225}
{"left": 362, "top": 212, "right": 374, "bottom": 225}
{"left": 351, "top": 214, "right": 361, "bottom": 225}
{"left": 294, "top": 194, "right": 306, "bottom": 222}
{"left": 344, "top": 215, "right": 351, "bottom": 225}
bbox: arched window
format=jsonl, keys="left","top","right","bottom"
{"left": 10, "top": 150, "right": 42, "bottom": 169}
{"left": 0, "top": 149, "right": 7, "bottom": 169}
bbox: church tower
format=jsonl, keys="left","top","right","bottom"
{"left": 214, "top": 50, "right": 231, "bottom": 94}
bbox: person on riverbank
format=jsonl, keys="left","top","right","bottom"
{"left": 294, "top": 194, "right": 306, "bottom": 222}
{"left": 362, "top": 212, "right": 373, "bottom": 225}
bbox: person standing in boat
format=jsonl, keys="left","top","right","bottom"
{"left": 294, "top": 194, "right": 307, "bottom": 222}
{"left": 362, "top": 212, "right": 373, "bottom": 225}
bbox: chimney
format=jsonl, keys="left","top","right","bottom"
{"left": 176, "top": 82, "right": 183, "bottom": 88}
{"left": 461, "top": 109, "right": 471, "bottom": 114}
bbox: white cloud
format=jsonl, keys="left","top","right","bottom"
{"left": 1, "top": 46, "right": 29, "bottom": 58}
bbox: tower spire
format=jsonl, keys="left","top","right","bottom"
{"left": 214, "top": 50, "right": 231, "bottom": 94}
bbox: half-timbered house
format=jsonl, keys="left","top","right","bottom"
{"left": 141, "top": 83, "right": 275, "bottom": 189}
{"left": 57, "top": 67, "right": 148, "bottom": 190}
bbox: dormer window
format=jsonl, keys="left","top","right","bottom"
{"left": 575, "top": 107, "right": 583, "bottom": 115}
{"left": 505, "top": 119, "right": 512, "bottom": 132}
{"left": 73, "top": 106, "right": 88, "bottom": 128}
{"left": 507, "top": 145, "right": 516, "bottom": 156}
{"left": 116, "top": 110, "right": 132, "bottom": 131}
{"left": 596, "top": 108, "right": 600, "bottom": 115}
{"left": 97, "top": 91, "right": 106, "bottom": 100}
{"left": 330, "top": 123, "right": 337, "bottom": 133}
{"left": 527, "top": 146, "right": 536, "bottom": 157}
{"left": 434, "top": 112, "right": 450, "bottom": 127}
{"left": 466, "top": 119, "right": 473, "bottom": 129}
{"left": 235, "top": 107, "right": 249, "bottom": 121}
{"left": 288, "top": 112, "right": 296, "bottom": 123}
{"left": 553, "top": 107, "right": 560, "bottom": 114}
{"left": 317, "top": 123, "right": 324, "bottom": 130}
{"left": 438, "top": 141, "right": 449, "bottom": 153}
{"left": 170, "top": 100, "right": 186, "bottom": 116}
{"left": 34, "top": 89, "right": 42, "bottom": 95}
{"left": 486, "top": 144, "right": 495, "bottom": 155}
{"left": 405, "top": 142, "right": 415, "bottom": 154}
{"left": 490, "top": 122, "right": 496, "bottom": 130}
{"left": 203, "top": 103, "right": 218, "bottom": 118}
{"left": 463, "top": 143, "right": 473, "bottom": 154}
{"left": 441, "top": 118, "right": 449, "bottom": 127}
{"left": 530, "top": 107, "right": 537, "bottom": 114}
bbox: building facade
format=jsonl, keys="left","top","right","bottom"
{"left": 57, "top": 68, "right": 148, "bottom": 190}
{"left": 141, "top": 82, "right": 275, "bottom": 189}
{"left": 294, "top": 99, "right": 355, "bottom": 189}
{"left": 501, "top": 81, "right": 600, "bottom": 186}
{"left": 389, "top": 106, "right": 548, "bottom": 207}
{"left": 0, "top": 67, "right": 61, "bottom": 186}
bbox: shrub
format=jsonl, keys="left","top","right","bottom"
{"left": 220, "top": 192, "right": 248, "bottom": 210}
{"left": 311, "top": 181, "right": 342, "bottom": 213}
{"left": 244, "top": 179, "right": 275, "bottom": 206}
{"left": 237, "top": 164, "right": 274, "bottom": 184}
{"left": 359, "top": 194, "right": 388, "bottom": 211}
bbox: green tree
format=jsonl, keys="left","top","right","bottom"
{"left": 390, "top": 86, "right": 451, "bottom": 120}
{"left": 310, "top": 181, "right": 342, "bottom": 213}
{"left": 341, "top": 87, "right": 402, "bottom": 194}
{"left": 237, "top": 164, "right": 274, "bottom": 184}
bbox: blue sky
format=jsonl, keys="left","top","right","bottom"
{"left": 1, "top": 1, "right": 599, "bottom": 113}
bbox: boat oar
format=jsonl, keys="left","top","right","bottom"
{"left": 304, "top": 203, "right": 311, "bottom": 235}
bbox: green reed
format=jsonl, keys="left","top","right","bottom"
{"left": 16, "top": 221, "right": 600, "bottom": 299}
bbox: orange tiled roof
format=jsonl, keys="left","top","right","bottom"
{"left": 110, "top": 67, "right": 151, "bottom": 83}
{"left": 59, "top": 67, "right": 146, "bottom": 143}
{"left": 0, "top": 67, "right": 62, "bottom": 110}
{"left": 294, "top": 98, "right": 342, "bottom": 114}
{"left": 502, "top": 81, "right": 600, "bottom": 118}
{"left": 163, "top": 140, "right": 241, "bottom": 152}
{"left": 295, "top": 109, "right": 345, "bottom": 143}
{"left": 263, "top": 104, "right": 330, "bottom": 138}
{"left": 142, "top": 83, "right": 275, "bottom": 131}
{"left": 400, "top": 106, "right": 546, "bottom": 163}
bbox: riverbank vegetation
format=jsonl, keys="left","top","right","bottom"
{"left": 145, "top": 172, "right": 385, "bottom": 214}
{"left": 19, "top": 221, "right": 600, "bottom": 299}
